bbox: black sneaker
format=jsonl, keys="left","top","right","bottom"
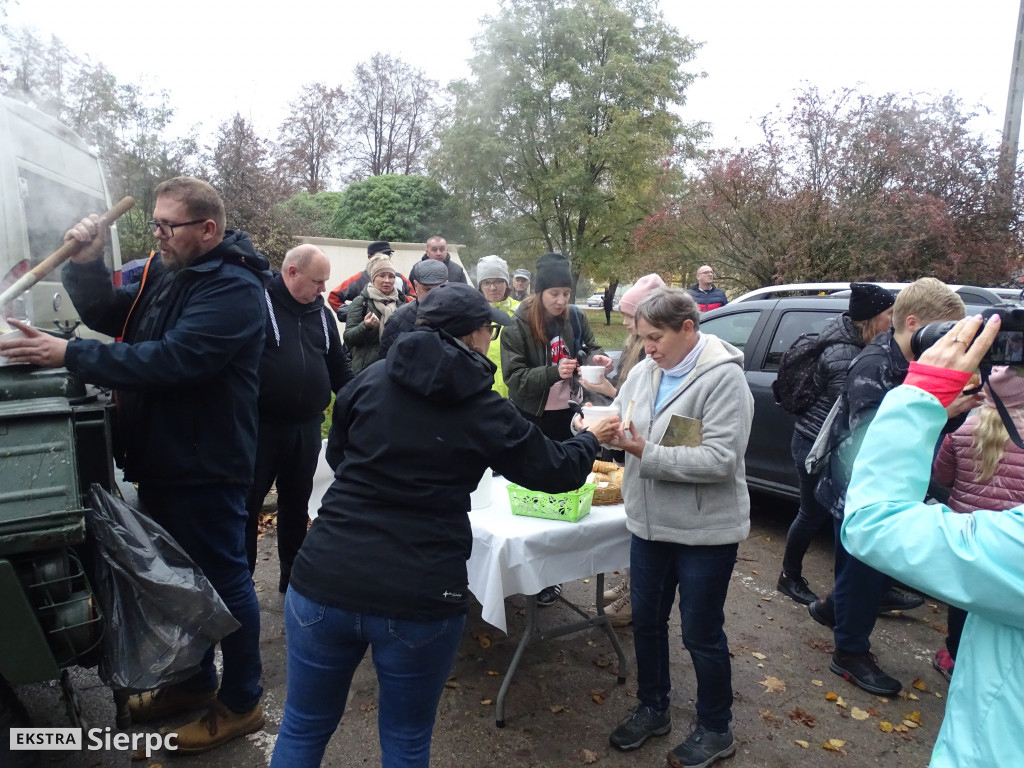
{"left": 536, "top": 584, "right": 562, "bottom": 607}
{"left": 830, "top": 650, "right": 901, "bottom": 696}
{"left": 609, "top": 704, "right": 671, "bottom": 751}
{"left": 807, "top": 596, "right": 835, "bottom": 629}
{"left": 667, "top": 722, "right": 736, "bottom": 768}
{"left": 776, "top": 572, "right": 818, "bottom": 605}
{"left": 878, "top": 585, "right": 924, "bottom": 613}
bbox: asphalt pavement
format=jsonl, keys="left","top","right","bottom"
{"left": 13, "top": 494, "right": 950, "bottom": 767}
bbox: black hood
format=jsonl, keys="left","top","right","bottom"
{"left": 192, "top": 230, "right": 272, "bottom": 280}
{"left": 386, "top": 327, "right": 496, "bottom": 404}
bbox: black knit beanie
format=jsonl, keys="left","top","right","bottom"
{"left": 534, "top": 252, "right": 572, "bottom": 294}
{"left": 848, "top": 282, "right": 895, "bottom": 321}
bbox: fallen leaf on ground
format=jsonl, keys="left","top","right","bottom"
{"left": 867, "top": 706, "right": 881, "bottom": 716}
{"left": 903, "top": 719, "right": 920, "bottom": 729}
{"left": 912, "top": 678, "right": 927, "bottom": 691}
{"left": 550, "top": 704, "right": 565, "bottom": 713}
{"left": 935, "top": 692, "right": 943, "bottom": 698}
{"left": 825, "top": 692, "right": 838, "bottom": 702}
{"left": 591, "top": 693, "right": 605, "bottom": 704}
{"left": 480, "top": 699, "right": 493, "bottom": 706}
{"left": 880, "top": 721, "right": 894, "bottom": 732}
{"left": 759, "top": 709, "right": 783, "bottom": 727}
{"left": 752, "top": 652, "right": 767, "bottom": 660}
{"left": 905, "top": 711, "right": 922, "bottom": 725}
{"left": 444, "top": 678, "right": 461, "bottom": 689}
{"left": 794, "top": 740, "right": 809, "bottom": 748}
{"left": 899, "top": 691, "right": 920, "bottom": 701}
{"left": 823, "top": 738, "right": 846, "bottom": 751}
{"left": 761, "top": 597, "right": 773, "bottom": 602}
{"left": 807, "top": 638, "right": 834, "bottom": 652}
{"left": 835, "top": 696, "right": 847, "bottom": 709}
{"left": 811, "top": 679, "right": 823, "bottom": 687}
{"left": 593, "top": 657, "right": 612, "bottom": 669}
{"left": 752, "top": 569, "right": 759, "bottom": 574}
{"left": 760, "top": 676, "right": 786, "bottom": 693}
{"left": 788, "top": 707, "right": 815, "bottom": 727}
{"left": 579, "top": 749, "right": 598, "bottom": 764}
{"left": 471, "top": 632, "right": 492, "bottom": 649}
{"left": 360, "top": 702, "right": 377, "bottom": 712}
{"left": 487, "top": 670, "right": 500, "bottom": 676}
{"left": 851, "top": 707, "right": 870, "bottom": 721}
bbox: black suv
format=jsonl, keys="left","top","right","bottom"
{"left": 699, "top": 290, "right": 1002, "bottom": 500}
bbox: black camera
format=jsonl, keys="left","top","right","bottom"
{"left": 911, "top": 307, "right": 1024, "bottom": 366}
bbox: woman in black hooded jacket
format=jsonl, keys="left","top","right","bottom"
{"left": 271, "top": 283, "right": 619, "bottom": 768}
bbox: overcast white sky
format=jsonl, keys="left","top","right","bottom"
{"left": 4, "top": 0, "right": 1020, "bottom": 150}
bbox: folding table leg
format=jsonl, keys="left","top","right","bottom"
{"left": 495, "top": 595, "right": 537, "bottom": 728}
{"left": 593, "top": 572, "right": 628, "bottom": 684}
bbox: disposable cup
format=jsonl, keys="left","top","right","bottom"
{"left": 580, "top": 365, "right": 605, "bottom": 384}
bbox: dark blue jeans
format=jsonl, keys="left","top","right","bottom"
{"left": 782, "top": 432, "right": 833, "bottom": 579}
{"left": 138, "top": 484, "right": 263, "bottom": 713}
{"left": 832, "top": 516, "right": 891, "bottom": 654}
{"left": 630, "top": 535, "right": 737, "bottom": 732}
{"left": 271, "top": 589, "right": 466, "bottom": 768}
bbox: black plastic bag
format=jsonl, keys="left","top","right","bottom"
{"left": 85, "top": 484, "right": 240, "bottom": 691}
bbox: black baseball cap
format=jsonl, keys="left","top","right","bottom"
{"left": 417, "top": 282, "right": 512, "bottom": 337}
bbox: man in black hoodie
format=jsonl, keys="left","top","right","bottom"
{"left": 245, "top": 244, "right": 352, "bottom": 592}
{"left": 2, "top": 177, "right": 270, "bottom": 754}
{"left": 421, "top": 235, "right": 470, "bottom": 284}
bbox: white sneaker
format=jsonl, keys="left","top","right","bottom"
{"left": 605, "top": 593, "right": 632, "bottom": 627}
{"left": 603, "top": 578, "right": 629, "bottom": 606}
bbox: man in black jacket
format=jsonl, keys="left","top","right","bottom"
{"left": 245, "top": 244, "right": 352, "bottom": 592}
{"left": 421, "top": 235, "right": 470, "bottom": 284}
{"left": 379, "top": 257, "right": 448, "bottom": 357}
{"left": 1, "top": 177, "right": 270, "bottom": 754}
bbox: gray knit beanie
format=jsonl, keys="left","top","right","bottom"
{"left": 476, "top": 255, "right": 510, "bottom": 287}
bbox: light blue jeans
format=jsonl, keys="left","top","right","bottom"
{"left": 270, "top": 588, "right": 466, "bottom": 768}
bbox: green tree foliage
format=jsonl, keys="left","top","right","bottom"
{"left": 274, "top": 191, "right": 344, "bottom": 238}
{"left": 433, "top": 0, "right": 704, "bottom": 290}
{"left": 635, "top": 87, "right": 1024, "bottom": 291}
{"left": 328, "top": 174, "right": 471, "bottom": 244}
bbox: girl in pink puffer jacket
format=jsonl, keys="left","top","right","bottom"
{"left": 930, "top": 366, "right": 1024, "bottom": 680}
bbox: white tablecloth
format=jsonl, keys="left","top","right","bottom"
{"left": 468, "top": 475, "right": 629, "bottom": 633}
{"left": 307, "top": 447, "right": 630, "bottom": 634}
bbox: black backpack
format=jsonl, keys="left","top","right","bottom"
{"left": 772, "top": 333, "right": 830, "bottom": 415}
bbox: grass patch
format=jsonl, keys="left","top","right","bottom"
{"left": 580, "top": 307, "right": 629, "bottom": 352}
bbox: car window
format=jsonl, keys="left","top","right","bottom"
{"left": 763, "top": 310, "right": 841, "bottom": 370}
{"left": 699, "top": 310, "right": 761, "bottom": 351}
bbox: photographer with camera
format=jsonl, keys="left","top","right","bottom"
{"left": 841, "top": 310, "right": 1024, "bottom": 768}
{"left": 809, "top": 278, "right": 979, "bottom": 696}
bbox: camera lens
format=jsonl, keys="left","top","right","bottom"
{"left": 910, "top": 320, "right": 958, "bottom": 359}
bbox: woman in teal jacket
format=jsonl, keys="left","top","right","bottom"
{"left": 842, "top": 312, "right": 1019, "bottom": 768}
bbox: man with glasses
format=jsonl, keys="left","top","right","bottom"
{"left": 0, "top": 177, "right": 271, "bottom": 754}
{"left": 421, "top": 235, "right": 470, "bottom": 284}
{"left": 687, "top": 264, "right": 728, "bottom": 312}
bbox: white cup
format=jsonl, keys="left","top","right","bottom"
{"left": 582, "top": 404, "right": 618, "bottom": 422}
{"left": 580, "top": 365, "right": 605, "bottom": 385}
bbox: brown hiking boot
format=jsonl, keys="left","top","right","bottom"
{"left": 128, "top": 685, "right": 217, "bottom": 723}
{"left": 172, "top": 700, "right": 265, "bottom": 755}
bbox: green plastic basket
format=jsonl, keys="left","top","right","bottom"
{"left": 506, "top": 483, "right": 596, "bottom": 523}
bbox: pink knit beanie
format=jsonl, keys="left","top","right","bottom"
{"left": 983, "top": 366, "right": 1024, "bottom": 410}
{"left": 619, "top": 274, "right": 667, "bottom": 316}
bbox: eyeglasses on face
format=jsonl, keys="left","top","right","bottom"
{"left": 489, "top": 323, "right": 502, "bottom": 340}
{"left": 148, "top": 219, "right": 207, "bottom": 238}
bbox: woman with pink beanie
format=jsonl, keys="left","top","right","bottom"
{"left": 930, "top": 366, "right": 1024, "bottom": 680}
{"left": 583, "top": 273, "right": 666, "bottom": 626}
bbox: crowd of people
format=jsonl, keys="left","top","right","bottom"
{"left": 2, "top": 176, "right": 1023, "bottom": 768}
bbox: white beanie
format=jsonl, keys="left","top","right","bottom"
{"left": 476, "top": 255, "right": 510, "bottom": 287}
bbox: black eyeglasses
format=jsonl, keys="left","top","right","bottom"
{"left": 148, "top": 218, "right": 207, "bottom": 238}
{"left": 489, "top": 323, "right": 502, "bottom": 340}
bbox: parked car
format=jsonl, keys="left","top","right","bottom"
{"left": 699, "top": 291, "right": 991, "bottom": 500}
{"left": 730, "top": 282, "right": 1007, "bottom": 307}
{"left": 585, "top": 293, "right": 604, "bottom": 308}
